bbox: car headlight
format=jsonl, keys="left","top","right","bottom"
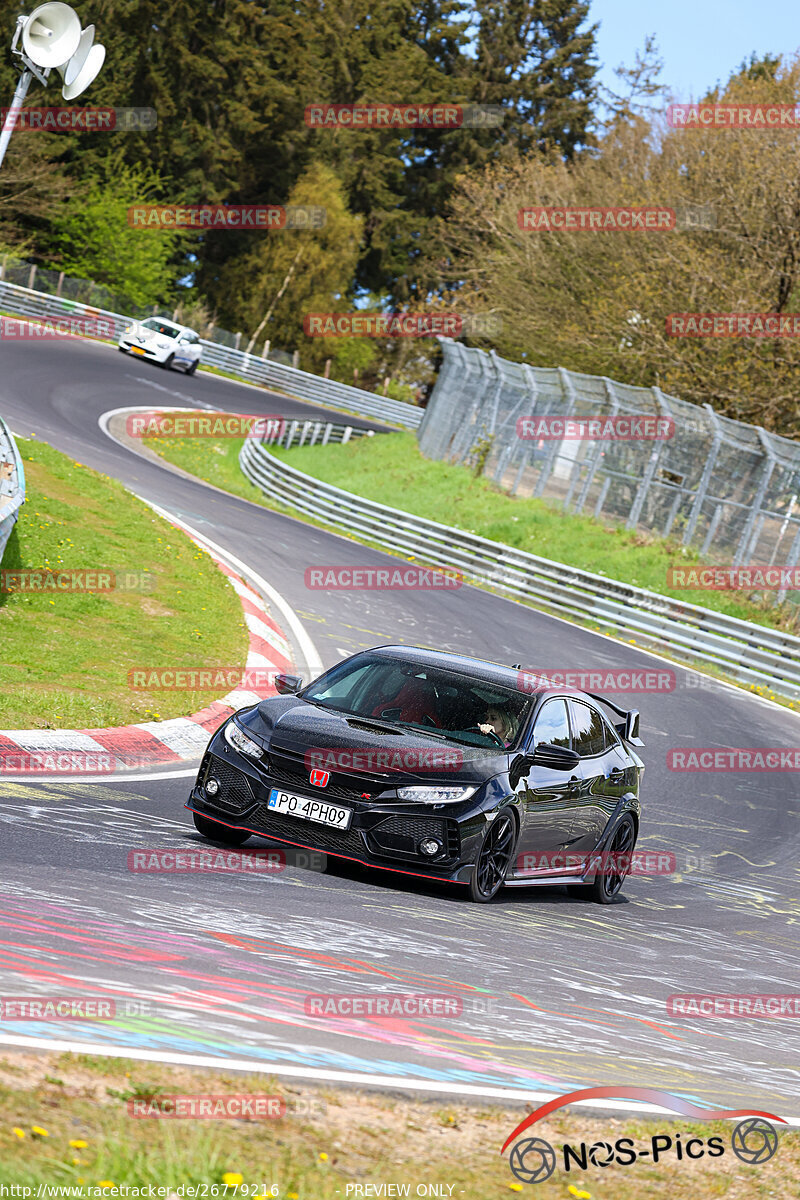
{"left": 397, "top": 785, "right": 476, "bottom": 803}
{"left": 223, "top": 719, "right": 263, "bottom": 759}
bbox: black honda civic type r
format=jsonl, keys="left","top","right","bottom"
{"left": 186, "top": 646, "right": 645, "bottom": 903}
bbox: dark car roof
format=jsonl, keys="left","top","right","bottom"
{"left": 362, "top": 644, "right": 558, "bottom": 697}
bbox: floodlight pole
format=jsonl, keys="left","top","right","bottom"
{"left": 0, "top": 16, "right": 50, "bottom": 172}
{"left": 0, "top": 67, "right": 33, "bottom": 170}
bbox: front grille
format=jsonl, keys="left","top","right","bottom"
{"left": 370, "top": 815, "right": 458, "bottom": 860}
{"left": 203, "top": 754, "right": 255, "bottom": 813}
{"left": 266, "top": 744, "right": 387, "bottom": 800}
{"left": 246, "top": 805, "right": 366, "bottom": 856}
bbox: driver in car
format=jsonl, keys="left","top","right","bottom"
{"left": 478, "top": 704, "right": 517, "bottom": 746}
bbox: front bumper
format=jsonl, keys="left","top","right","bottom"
{"left": 119, "top": 339, "right": 167, "bottom": 361}
{"left": 186, "top": 743, "right": 488, "bottom": 884}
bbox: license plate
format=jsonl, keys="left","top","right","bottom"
{"left": 130, "top": 346, "right": 146, "bottom": 355}
{"left": 268, "top": 788, "right": 352, "bottom": 830}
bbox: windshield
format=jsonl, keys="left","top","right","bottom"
{"left": 140, "top": 318, "right": 180, "bottom": 338}
{"left": 302, "top": 656, "right": 532, "bottom": 748}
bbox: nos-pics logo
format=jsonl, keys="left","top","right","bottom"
{"left": 501, "top": 1087, "right": 783, "bottom": 1185}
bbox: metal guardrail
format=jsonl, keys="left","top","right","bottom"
{"left": 240, "top": 437, "right": 800, "bottom": 700}
{"left": 267, "top": 419, "right": 382, "bottom": 450}
{"left": 0, "top": 415, "right": 25, "bottom": 564}
{"left": 0, "top": 279, "right": 423, "bottom": 430}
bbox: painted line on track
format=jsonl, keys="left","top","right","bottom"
{"left": 2, "top": 1033, "right": 796, "bottom": 1124}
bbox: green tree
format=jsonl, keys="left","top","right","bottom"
{"left": 43, "top": 154, "right": 183, "bottom": 306}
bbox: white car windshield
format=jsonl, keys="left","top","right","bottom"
{"left": 140, "top": 319, "right": 181, "bottom": 338}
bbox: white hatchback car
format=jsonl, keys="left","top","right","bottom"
{"left": 119, "top": 317, "right": 202, "bottom": 374}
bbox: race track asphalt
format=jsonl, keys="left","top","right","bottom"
{"left": 0, "top": 336, "right": 797, "bottom": 1117}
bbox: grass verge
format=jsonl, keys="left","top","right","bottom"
{"left": 0, "top": 436, "right": 246, "bottom": 729}
{"left": 0, "top": 1051, "right": 795, "bottom": 1198}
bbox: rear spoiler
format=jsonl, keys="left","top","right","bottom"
{"left": 587, "top": 693, "right": 645, "bottom": 747}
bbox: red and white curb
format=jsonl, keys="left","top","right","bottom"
{"left": 0, "top": 552, "right": 293, "bottom": 774}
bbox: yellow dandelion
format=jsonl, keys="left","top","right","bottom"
{"left": 222, "top": 1174, "right": 244, "bottom": 1187}
{"left": 568, "top": 1189, "right": 592, "bottom": 1200}
{"left": 287, "top": 1193, "right": 299, "bottom": 1199}
{"left": 318, "top": 1152, "right": 328, "bottom": 1162}
{"left": 69, "top": 1140, "right": 88, "bottom": 1149}
{"left": 12, "top": 1127, "right": 25, "bottom": 1139}
{"left": 72, "top": 1158, "right": 81, "bottom": 1166}
{"left": 31, "top": 1126, "right": 49, "bottom": 1137}
{"left": 508, "top": 1187, "right": 523, "bottom": 1194}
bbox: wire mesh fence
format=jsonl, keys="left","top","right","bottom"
{"left": 418, "top": 340, "right": 800, "bottom": 602}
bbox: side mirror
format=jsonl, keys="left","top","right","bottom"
{"left": 274, "top": 673, "right": 304, "bottom": 695}
{"left": 532, "top": 742, "right": 580, "bottom": 770}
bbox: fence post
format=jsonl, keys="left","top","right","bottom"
{"left": 682, "top": 404, "right": 721, "bottom": 547}
{"left": 27, "top": 264, "right": 36, "bottom": 289}
{"left": 234, "top": 332, "right": 242, "bottom": 351}
{"left": 262, "top": 338, "right": 270, "bottom": 359}
{"left": 733, "top": 428, "right": 777, "bottom": 566}
{"left": 56, "top": 271, "right": 64, "bottom": 297}
{"left": 625, "top": 387, "right": 672, "bottom": 529}
{"left": 293, "top": 350, "right": 300, "bottom": 370}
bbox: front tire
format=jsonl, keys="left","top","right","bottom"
{"left": 161, "top": 353, "right": 175, "bottom": 370}
{"left": 185, "top": 359, "right": 198, "bottom": 375}
{"left": 468, "top": 809, "right": 516, "bottom": 902}
{"left": 569, "top": 813, "right": 636, "bottom": 904}
{"left": 192, "top": 810, "right": 251, "bottom": 845}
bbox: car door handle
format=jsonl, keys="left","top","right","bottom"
{"left": 605, "top": 766, "right": 625, "bottom": 781}
{"left": 567, "top": 775, "right": 581, "bottom": 797}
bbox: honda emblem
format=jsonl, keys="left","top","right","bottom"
{"left": 309, "top": 768, "right": 330, "bottom": 788}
